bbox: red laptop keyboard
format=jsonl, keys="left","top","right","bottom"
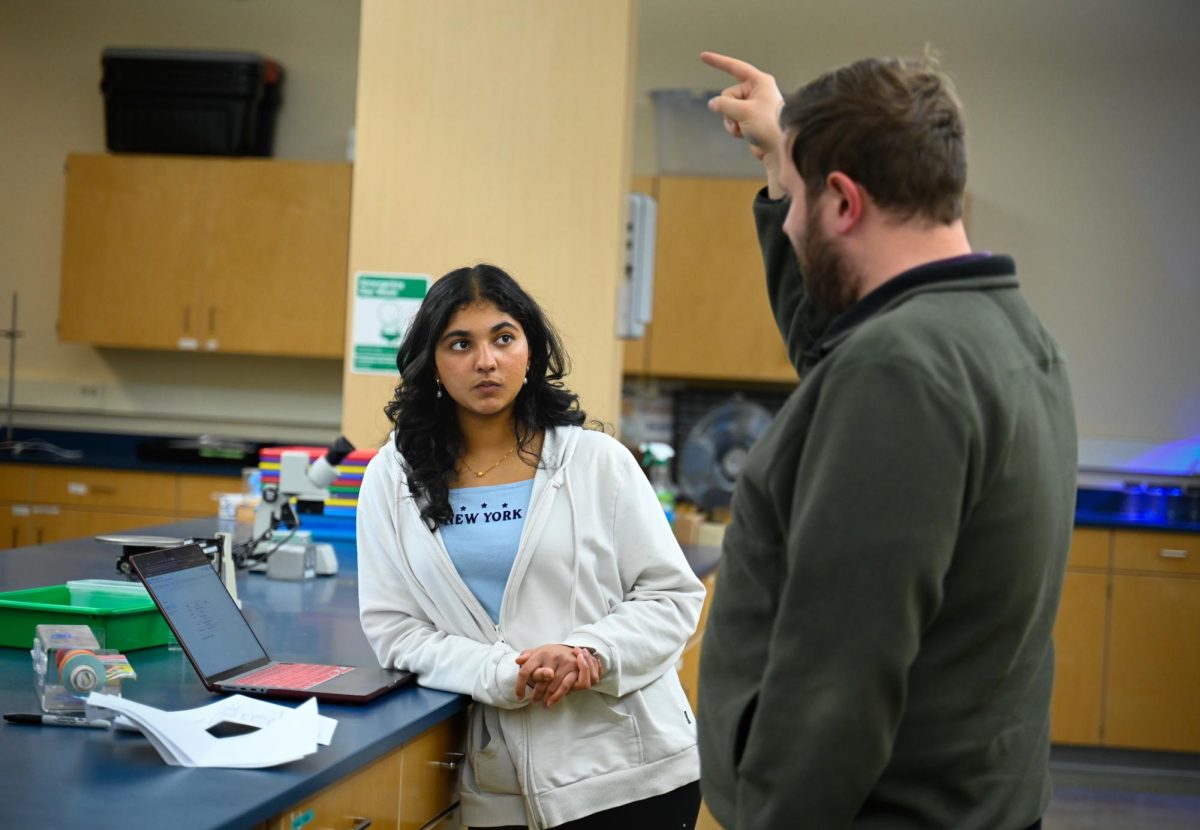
{"left": 231, "top": 662, "right": 353, "bottom": 690}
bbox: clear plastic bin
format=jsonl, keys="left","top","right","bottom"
{"left": 32, "top": 624, "right": 135, "bottom": 713}
{"left": 650, "top": 89, "right": 765, "bottom": 177}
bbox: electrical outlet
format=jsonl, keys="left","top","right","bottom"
{"left": 12, "top": 380, "right": 107, "bottom": 412}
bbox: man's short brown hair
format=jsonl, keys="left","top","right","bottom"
{"left": 781, "top": 51, "right": 966, "bottom": 224}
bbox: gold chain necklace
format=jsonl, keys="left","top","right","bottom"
{"left": 461, "top": 446, "right": 517, "bottom": 479}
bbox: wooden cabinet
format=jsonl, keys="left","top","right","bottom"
{"left": 32, "top": 466, "right": 176, "bottom": 512}
{"left": 0, "top": 505, "right": 26, "bottom": 549}
{"left": 1106, "top": 573, "right": 1200, "bottom": 751}
{"left": 59, "top": 153, "right": 351, "bottom": 358}
{"left": 1050, "top": 570, "right": 1108, "bottom": 744}
{"left": 1050, "top": 528, "right": 1110, "bottom": 744}
{"left": 677, "top": 569, "right": 718, "bottom": 713}
{"left": 1050, "top": 526, "right": 1200, "bottom": 752}
{"left": 26, "top": 506, "right": 176, "bottom": 546}
{"left": 623, "top": 176, "right": 796, "bottom": 384}
{"left": 0, "top": 465, "right": 32, "bottom": 501}
{"left": 676, "top": 568, "right": 722, "bottom": 830}
{"left": 1104, "top": 530, "right": 1200, "bottom": 753}
{"left": 269, "top": 712, "right": 465, "bottom": 830}
{"left": 177, "top": 473, "right": 241, "bottom": 517}
{"left": 0, "top": 464, "right": 241, "bottom": 549}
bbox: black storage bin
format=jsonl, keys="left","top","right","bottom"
{"left": 100, "top": 48, "right": 284, "bottom": 156}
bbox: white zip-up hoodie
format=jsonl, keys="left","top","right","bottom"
{"left": 358, "top": 425, "right": 705, "bottom": 828}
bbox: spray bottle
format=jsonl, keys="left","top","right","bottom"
{"left": 639, "top": 442, "right": 677, "bottom": 526}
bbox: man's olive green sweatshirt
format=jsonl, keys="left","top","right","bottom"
{"left": 698, "top": 193, "right": 1077, "bottom": 829}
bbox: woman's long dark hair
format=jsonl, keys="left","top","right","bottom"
{"left": 383, "top": 263, "right": 586, "bottom": 526}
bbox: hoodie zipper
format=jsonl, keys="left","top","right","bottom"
{"left": 524, "top": 707, "right": 548, "bottom": 829}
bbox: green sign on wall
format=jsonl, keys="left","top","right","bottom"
{"left": 350, "top": 272, "right": 430, "bottom": 374}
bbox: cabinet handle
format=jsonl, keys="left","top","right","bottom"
{"left": 68, "top": 482, "right": 115, "bottom": 496}
{"left": 1159, "top": 548, "right": 1189, "bottom": 560}
{"left": 183, "top": 304, "right": 192, "bottom": 334}
{"left": 35, "top": 526, "right": 43, "bottom": 545}
{"left": 9, "top": 527, "right": 17, "bottom": 548}
{"left": 432, "top": 752, "right": 464, "bottom": 771}
{"left": 345, "top": 818, "right": 371, "bottom": 830}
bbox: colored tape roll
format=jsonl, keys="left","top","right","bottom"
{"left": 58, "top": 649, "right": 106, "bottom": 694}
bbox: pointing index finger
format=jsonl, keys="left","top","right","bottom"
{"left": 701, "top": 51, "right": 759, "bottom": 81}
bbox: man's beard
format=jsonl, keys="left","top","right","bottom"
{"left": 796, "top": 207, "right": 859, "bottom": 316}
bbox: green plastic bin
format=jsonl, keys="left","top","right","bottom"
{"left": 0, "top": 582, "right": 172, "bottom": 650}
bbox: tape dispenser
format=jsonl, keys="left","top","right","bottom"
{"left": 31, "top": 624, "right": 136, "bottom": 713}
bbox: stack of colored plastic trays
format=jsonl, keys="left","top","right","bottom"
{"left": 323, "top": 449, "right": 375, "bottom": 517}
{"left": 257, "top": 447, "right": 378, "bottom": 539}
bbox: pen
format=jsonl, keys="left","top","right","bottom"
{"left": 4, "top": 713, "right": 112, "bottom": 729}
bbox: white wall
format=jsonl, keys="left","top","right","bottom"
{"left": 0, "top": 0, "right": 359, "bottom": 442}
{"left": 633, "top": 0, "right": 1200, "bottom": 472}
{"left": 2, "top": 0, "right": 1197, "bottom": 470}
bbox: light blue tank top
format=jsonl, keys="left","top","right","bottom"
{"left": 439, "top": 479, "right": 534, "bottom": 623}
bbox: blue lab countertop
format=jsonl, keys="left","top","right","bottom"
{"left": 5, "top": 430, "right": 1199, "bottom": 533}
{"left": 1075, "top": 487, "right": 1200, "bottom": 534}
{"left": 0, "top": 427, "right": 262, "bottom": 476}
{"left": 0, "top": 519, "right": 466, "bottom": 830}
{"left": 0, "top": 518, "right": 722, "bottom": 830}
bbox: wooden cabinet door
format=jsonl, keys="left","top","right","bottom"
{"left": 696, "top": 801, "right": 723, "bottom": 830}
{"left": 0, "top": 505, "right": 29, "bottom": 549}
{"left": 266, "top": 713, "right": 465, "bottom": 830}
{"left": 0, "top": 464, "right": 34, "bottom": 501}
{"left": 677, "top": 636, "right": 702, "bottom": 713}
{"left": 1068, "top": 527, "right": 1111, "bottom": 569}
{"left": 177, "top": 474, "right": 243, "bottom": 517}
{"left": 1105, "top": 573, "right": 1200, "bottom": 751}
{"left": 398, "top": 713, "right": 466, "bottom": 829}
{"left": 31, "top": 467, "right": 175, "bottom": 512}
{"left": 59, "top": 153, "right": 351, "bottom": 358}
{"left": 677, "top": 570, "right": 717, "bottom": 714}
{"left": 1113, "top": 529, "right": 1199, "bottom": 576}
{"left": 201, "top": 160, "right": 351, "bottom": 357}
{"left": 270, "top": 748, "right": 402, "bottom": 830}
{"left": 30, "top": 507, "right": 172, "bottom": 545}
{"left": 60, "top": 154, "right": 208, "bottom": 349}
{"left": 1050, "top": 570, "right": 1108, "bottom": 745}
{"left": 642, "top": 177, "right": 796, "bottom": 383}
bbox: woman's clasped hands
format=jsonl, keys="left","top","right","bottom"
{"left": 514, "top": 644, "right": 603, "bottom": 708}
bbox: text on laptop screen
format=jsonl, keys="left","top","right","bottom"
{"left": 139, "top": 546, "right": 268, "bottom": 678}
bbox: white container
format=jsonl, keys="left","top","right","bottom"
{"left": 650, "top": 89, "right": 765, "bottom": 178}
{"left": 66, "top": 579, "right": 151, "bottom": 605}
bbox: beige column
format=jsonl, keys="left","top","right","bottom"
{"left": 341, "top": 1, "right": 637, "bottom": 449}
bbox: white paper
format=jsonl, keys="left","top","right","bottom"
{"left": 86, "top": 692, "right": 336, "bottom": 769}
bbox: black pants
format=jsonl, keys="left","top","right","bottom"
{"left": 472, "top": 780, "right": 701, "bottom": 830}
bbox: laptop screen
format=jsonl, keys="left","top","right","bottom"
{"left": 135, "top": 545, "right": 269, "bottom": 680}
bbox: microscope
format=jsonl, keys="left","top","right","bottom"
{"left": 250, "top": 436, "right": 354, "bottom": 580}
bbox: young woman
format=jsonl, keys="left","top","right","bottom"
{"left": 357, "top": 263, "right": 705, "bottom": 829}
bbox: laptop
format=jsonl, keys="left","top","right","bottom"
{"left": 129, "top": 544, "right": 412, "bottom": 704}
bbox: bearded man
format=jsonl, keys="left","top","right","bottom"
{"left": 696, "top": 51, "right": 1078, "bottom": 830}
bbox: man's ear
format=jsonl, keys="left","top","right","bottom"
{"left": 825, "top": 171, "right": 864, "bottom": 234}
